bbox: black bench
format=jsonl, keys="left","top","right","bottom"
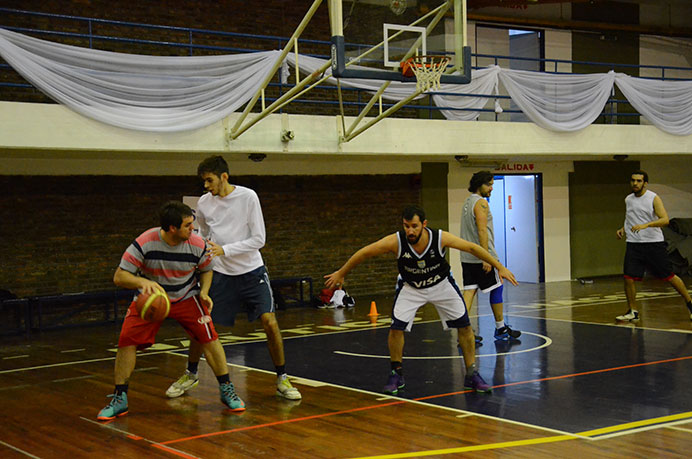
{"left": 0, "top": 290, "right": 134, "bottom": 337}
{"left": 270, "top": 276, "right": 313, "bottom": 309}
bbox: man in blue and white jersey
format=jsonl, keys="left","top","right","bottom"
{"left": 325, "top": 205, "right": 517, "bottom": 395}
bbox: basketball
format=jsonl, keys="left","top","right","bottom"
{"left": 135, "top": 290, "right": 170, "bottom": 322}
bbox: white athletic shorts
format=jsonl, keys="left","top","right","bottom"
{"left": 391, "top": 276, "right": 470, "bottom": 332}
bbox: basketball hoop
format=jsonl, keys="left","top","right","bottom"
{"left": 400, "top": 55, "right": 450, "bottom": 93}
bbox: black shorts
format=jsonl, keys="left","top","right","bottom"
{"left": 208, "top": 266, "right": 274, "bottom": 326}
{"left": 461, "top": 262, "right": 501, "bottom": 293}
{"left": 623, "top": 242, "right": 674, "bottom": 281}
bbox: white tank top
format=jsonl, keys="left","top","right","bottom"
{"left": 624, "top": 190, "right": 664, "bottom": 243}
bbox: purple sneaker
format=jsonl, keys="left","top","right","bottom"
{"left": 383, "top": 371, "right": 405, "bottom": 395}
{"left": 464, "top": 371, "right": 492, "bottom": 393}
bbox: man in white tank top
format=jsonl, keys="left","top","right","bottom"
{"left": 615, "top": 170, "right": 692, "bottom": 321}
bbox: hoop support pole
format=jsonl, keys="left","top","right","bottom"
{"left": 230, "top": 0, "right": 323, "bottom": 139}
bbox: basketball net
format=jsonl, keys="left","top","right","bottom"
{"left": 405, "top": 55, "right": 450, "bottom": 93}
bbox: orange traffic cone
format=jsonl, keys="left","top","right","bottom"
{"left": 368, "top": 300, "right": 379, "bottom": 317}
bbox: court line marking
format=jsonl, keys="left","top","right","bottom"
{"left": 0, "top": 349, "right": 185, "bottom": 375}
{"left": 667, "top": 424, "right": 692, "bottom": 434}
{"left": 585, "top": 413, "right": 692, "bottom": 440}
{"left": 159, "top": 336, "right": 692, "bottom": 445}
{"left": 0, "top": 439, "right": 41, "bottom": 458}
{"left": 161, "top": 352, "right": 589, "bottom": 443}
{"left": 505, "top": 291, "right": 681, "bottom": 312}
{"left": 350, "top": 411, "right": 692, "bottom": 458}
{"left": 5, "top": 311, "right": 687, "bottom": 447}
{"left": 79, "top": 416, "right": 201, "bottom": 459}
{"left": 159, "top": 398, "right": 408, "bottom": 446}
{"left": 60, "top": 348, "right": 86, "bottom": 353}
{"left": 51, "top": 374, "right": 95, "bottom": 383}
{"left": 350, "top": 434, "right": 574, "bottom": 458}
{"left": 0, "top": 319, "right": 418, "bottom": 376}
{"left": 3, "top": 355, "right": 29, "bottom": 360}
{"left": 333, "top": 331, "right": 551, "bottom": 359}
{"left": 0, "top": 312, "right": 570, "bottom": 376}
{"left": 668, "top": 329, "right": 692, "bottom": 334}
{"left": 489, "top": 355, "right": 692, "bottom": 390}
{"left": 509, "top": 312, "right": 692, "bottom": 334}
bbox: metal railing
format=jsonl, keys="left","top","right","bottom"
{"left": 1, "top": 7, "right": 691, "bottom": 123}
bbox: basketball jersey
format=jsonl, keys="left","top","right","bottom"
{"left": 460, "top": 194, "right": 498, "bottom": 263}
{"left": 624, "top": 190, "right": 664, "bottom": 243}
{"left": 120, "top": 228, "right": 213, "bottom": 303}
{"left": 396, "top": 228, "right": 450, "bottom": 289}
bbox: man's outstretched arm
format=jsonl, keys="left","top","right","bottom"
{"left": 440, "top": 231, "right": 518, "bottom": 286}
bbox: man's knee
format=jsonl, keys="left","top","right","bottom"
{"left": 260, "top": 312, "right": 280, "bottom": 332}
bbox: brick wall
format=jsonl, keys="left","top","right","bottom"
{"left": 0, "top": 174, "right": 420, "bottom": 299}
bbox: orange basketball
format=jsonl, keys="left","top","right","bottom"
{"left": 135, "top": 290, "right": 170, "bottom": 322}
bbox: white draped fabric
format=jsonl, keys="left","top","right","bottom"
{"left": 432, "top": 66, "right": 500, "bottom": 121}
{"left": 498, "top": 69, "right": 616, "bottom": 132}
{"left": 1, "top": 28, "right": 691, "bottom": 135}
{"left": 614, "top": 73, "right": 692, "bottom": 136}
{"left": 0, "top": 28, "right": 282, "bottom": 132}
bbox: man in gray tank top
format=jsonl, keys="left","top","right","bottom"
{"left": 615, "top": 170, "right": 692, "bottom": 321}
{"left": 460, "top": 171, "right": 521, "bottom": 342}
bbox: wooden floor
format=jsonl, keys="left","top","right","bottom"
{"left": 1, "top": 276, "right": 692, "bottom": 458}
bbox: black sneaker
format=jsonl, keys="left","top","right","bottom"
{"left": 494, "top": 324, "right": 521, "bottom": 341}
{"left": 615, "top": 309, "right": 639, "bottom": 321}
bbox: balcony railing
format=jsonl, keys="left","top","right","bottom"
{"left": 1, "top": 7, "right": 691, "bottom": 125}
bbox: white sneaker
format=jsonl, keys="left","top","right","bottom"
{"left": 615, "top": 309, "right": 639, "bottom": 321}
{"left": 166, "top": 370, "right": 199, "bottom": 398}
{"left": 276, "top": 376, "right": 302, "bottom": 400}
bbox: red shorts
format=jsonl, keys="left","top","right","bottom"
{"left": 118, "top": 295, "right": 218, "bottom": 350}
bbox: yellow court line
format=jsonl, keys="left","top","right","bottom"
{"left": 350, "top": 434, "right": 574, "bottom": 459}
{"left": 579, "top": 411, "right": 692, "bottom": 437}
{"left": 352, "top": 412, "right": 692, "bottom": 458}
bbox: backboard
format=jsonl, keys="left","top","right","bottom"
{"left": 329, "top": 0, "right": 471, "bottom": 84}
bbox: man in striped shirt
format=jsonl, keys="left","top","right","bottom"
{"left": 97, "top": 201, "right": 244, "bottom": 421}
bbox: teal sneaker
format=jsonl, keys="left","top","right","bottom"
{"left": 97, "top": 392, "right": 128, "bottom": 420}
{"left": 220, "top": 382, "right": 245, "bottom": 412}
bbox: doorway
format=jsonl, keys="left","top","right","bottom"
{"left": 488, "top": 174, "right": 545, "bottom": 283}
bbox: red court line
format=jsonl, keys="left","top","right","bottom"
{"left": 160, "top": 355, "right": 692, "bottom": 446}
{"left": 160, "top": 400, "right": 406, "bottom": 445}
{"left": 416, "top": 355, "right": 692, "bottom": 400}
{"left": 151, "top": 443, "right": 200, "bottom": 458}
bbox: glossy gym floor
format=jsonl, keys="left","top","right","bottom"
{"left": 1, "top": 276, "right": 691, "bottom": 458}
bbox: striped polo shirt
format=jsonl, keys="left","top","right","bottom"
{"left": 119, "top": 227, "right": 213, "bottom": 303}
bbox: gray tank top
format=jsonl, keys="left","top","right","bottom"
{"left": 460, "top": 194, "right": 498, "bottom": 263}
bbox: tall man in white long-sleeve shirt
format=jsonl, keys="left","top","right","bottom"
{"left": 615, "top": 170, "right": 692, "bottom": 322}
{"left": 167, "top": 155, "right": 301, "bottom": 401}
